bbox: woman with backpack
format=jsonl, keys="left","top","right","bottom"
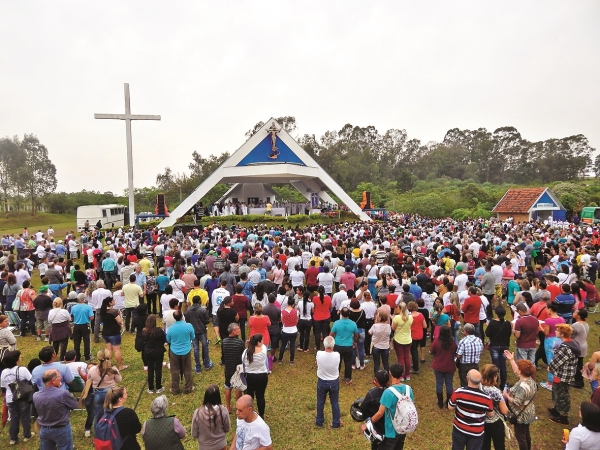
{"left": 142, "top": 395, "right": 185, "bottom": 450}
{"left": 191, "top": 384, "right": 231, "bottom": 450}
{"left": 0, "top": 350, "right": 33, "bottom": 445}
{"left": 88, "top": 349, "right": 122, "bottom": 424}
{"left": 98, "top": 386, "right": 141, "bottom": 450}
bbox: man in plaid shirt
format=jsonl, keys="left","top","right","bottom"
{"left": 547, "top": 323, "right": 581, "bottom": 425}
{"left": 456, "top": 323, "right": 484, "bottom": 387}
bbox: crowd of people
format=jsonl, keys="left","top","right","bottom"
{"left": 1, "top": 216, "right": 600, "bottom": 449}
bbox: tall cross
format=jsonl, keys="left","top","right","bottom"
{"left": 94, "top": 83, "right": 161, "bottom": 227}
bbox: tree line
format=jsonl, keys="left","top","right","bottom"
{"left": 2, "top": 118, "right": 597, "bottom": 218}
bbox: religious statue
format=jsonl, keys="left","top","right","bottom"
{"left": 267, "top": 122, "right": 280, "bottom": 159}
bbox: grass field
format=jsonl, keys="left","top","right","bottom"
{"left": 0, "top": 212, "right": 76, "bottom": 236}
{"left": 0, "top": 220, "right": 596, "bottom": 450}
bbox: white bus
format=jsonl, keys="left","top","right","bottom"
{"left": 77, "top": 204, "right": 128, "bottom": 231}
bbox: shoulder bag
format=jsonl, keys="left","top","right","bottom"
{"left": 9, "top": 367, "right": 34, "bottom": 402}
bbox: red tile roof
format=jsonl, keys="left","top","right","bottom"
{"left": 492, "top": 188, "right": 546, "bottom": 213}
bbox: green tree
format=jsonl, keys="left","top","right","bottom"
{"left": 0, "top": 136, "right": 25, "bottom": 215}
{"left": 552, "top": 182, "right": 589, "bottom": 215}
{"left": 18, "top": 134, "right": 57, "bottom": 215}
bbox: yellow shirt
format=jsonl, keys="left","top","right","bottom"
{"left": 187, "top": 288, "right": 209, "bottom": 307}
{"left": 393, "top": 314, "right": 414, "bottom": 345}
{"left": 123, "top": 283, "right": 143, "bottom": 308}
{"left": 138, "top": 258, "right": 152, "bottom": 276}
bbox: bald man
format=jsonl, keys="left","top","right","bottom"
{"left": 448, "top": 369, "right": 494, "bottom": 450}
{"left": 230, "top": 394, "right": 272, "bottom": 450}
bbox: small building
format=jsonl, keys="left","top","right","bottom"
{"left": 492, "top": 187, "right": 567, "bottom": 222}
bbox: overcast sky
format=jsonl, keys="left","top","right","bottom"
{"left": 1, "top": 1, "right": 599, "bottom": 194}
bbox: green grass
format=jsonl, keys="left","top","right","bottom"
{"left": 0, "top": 212, "right": 76, "bottom": 236}
{"left": 0, "top": 221, "right": 595, "bottom": 449}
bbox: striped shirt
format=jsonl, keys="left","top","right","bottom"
{"left": 449, "top": 387, "right": 493, "bottom": 436}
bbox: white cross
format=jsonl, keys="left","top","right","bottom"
{"left": 94, "top": 83, "right": 161, "bottom": 227}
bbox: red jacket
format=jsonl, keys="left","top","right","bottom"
{"left": 462, "top": 295, "right": 481, "bottom": 324}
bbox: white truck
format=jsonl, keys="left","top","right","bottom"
{"left": 76, "top": 204, "right": 128, "bottom": 231}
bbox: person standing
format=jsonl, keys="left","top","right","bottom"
{"left": 71, "top": 292, "right": 94, "bottom": 361}
{"left": 485, "top": 306, "right": 511, "bottom": 389}
{"left": 123, "top": 274, "right": 144, "bottom": 333}
{"left": 278, "top": 297, "right": 299, "bottom": 364}
{"left": 166, "top": 310, "right": 195, "bottom": 395}
{"left": 184, "top": 295, "right": 213, "bottom": 373}
{"left": 142, "top": 395, "right": 186, "bottom": 450}
{"left": 222, "top": 323, "right": 245, "bottom": 413}
{"left": 547, "top": 324, "right": 581, "bottom": 425}
{"left": 191, "top": 385, "right": 230, "bottom": 450}
{"left": 430, "top": 325, "right": 458, "bottom": 409}
{"left": 513, "top": 303, "right": 540, "bottom": 365}
{"left": 448, "top": 369, "right": 494, "bottom": 450}
{"left": 243, "top": 334, "right": 269, "bottom": 418}
{"left": 392, "top": 302, "right": 413, "bottom": 381}
{"left": 0, "top": 351, "right": 34, "bottom": 445}
{"left": 502, "top": 352, "right": 537, "bottom": 450}
{"left": 315, "top": 336, "right": 341, "bottom": 428}
{"left": 231, "top": 284, "right": 252, "bottom": 342}
{"left": 101, "top": 386, "right": 142, "bottom": 450}
{"left": 330, "top": 307, "right": 358, "bottom": 385}
{"left": 371, "top": 363, "right": 415, "bottom": 450}
{"left": 571, "top": 308, "right": 590, "bottom": 389}
{"left": 211, "top": 279, "right": 230, "bottom": 344}
{"left": 33, "top": 369, "right": 79, "bottom": 450}
{"left": 462, "top": 286, "right": 483, "bottom": 336}
{"left": 480, "top": 364, "right": 509, "bottom": 450}
{"left": 142, "top": 314, "right": 166, "bottom": 395}
{"left": 231, "top": 395, "right": 273, "bottom": 450}
{"left": 33, "top": 286, "right": 53, "bottom": 342}
{"left": 313, "top": 286, "right": 332, "bottom": 351}
{"left": 455, "top": 323, "right": 484, "bottom": 387}
{"left": 90, "top": 279, "right": 111, "bottom": 343}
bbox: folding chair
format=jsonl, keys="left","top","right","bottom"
{"left": 5, "top": 311, "right": 21, "bottom": 336}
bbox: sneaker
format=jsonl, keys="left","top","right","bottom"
{"left": 84, "top": 429, "right": 91, "bottom": 438}
{"left": 9, "top": 441, "right": 16, "bottom": 445}
{"left": 290, "top": 361, "right": 294, "bottom": 365}
{"left": 195, "top": 369, "right": 201, "bottom": 374}
{"left": 156, "top": 387, "right": 165, "bottom": 394}
{"left": 364, "top": 359, "right": 370, "bottom": 364}
{"left": 405, "top": 377, "right": 411, "bottom": 381}
{"left": 167, "top": 363, "right": 170, "bottom": 369}
{"left": 43, "top": 337, "right": 49, "bottom": 342}
{"left": 23, "top": 433, "right": 34, "bottom": 443}
{"left": 147, "top": 389, "right": 154, "bottom": 394}
{"left": 36, "top": 336, "right": 41, "bottom": 342}
{"left": 400, "top": 377, "right": 405, "bottom": 382}
{"left": 549, "top": 415, "right": 569, "bottom": 425}
{"left": 540, "top": 382, "right": 553, "bottom": 391}
{"left": 351, "top": 365, "right": 356, "bottom": 370}
{"left": 278, "top": 360, "right": 283, "bottom": 364}
{"left": 204, "top": 362, "right": 214, "bottom": 370}
{"left": 412, "top": 370, "right": 420, "bottom": 375}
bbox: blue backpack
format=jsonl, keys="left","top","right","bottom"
{"left": 93, "top": 407, "right": 123, "bottom": 450}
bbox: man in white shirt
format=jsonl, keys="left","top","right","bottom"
{"left": 315, "top": 336, "right": 341, "bottom": 428}
{"left": 331, "top": 285, "right": 348, "bottom": 321}
{"left": 232, "top": 395, "right": 273, "bottom": 449}
{"left": 90, "top": 280, "right": 111, "bottom": 343}
{"left": 453, "top": 266, "right": 469, "bottom": 294}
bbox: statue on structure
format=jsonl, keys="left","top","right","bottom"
{"left": 267, "top": 122, "right": 280, "bottom": 159}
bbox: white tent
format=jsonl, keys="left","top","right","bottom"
{"left": 158, "top": 118, "right": 370, "bottom": 227}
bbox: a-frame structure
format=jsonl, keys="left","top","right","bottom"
{"left": 158, "top": 118, "right": 370, "bottom": 227}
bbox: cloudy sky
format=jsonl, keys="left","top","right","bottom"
{"left": 1, "top": 1, "right": 599, "bottom": 194}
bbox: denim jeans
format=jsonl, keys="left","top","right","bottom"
{"left": 373, "top": 347, "right": 390, "bottom": 375}
{"left": 545, "top": 336, "right": 561, "bottom": 383}
{"left": 489, "top": 345, "right": 508, "bottom": 388}
{"left": 316, "top": 378, "right": 341, "bottom": 427}
{"left": 93, "top": 387, "right": 110, "bottom": 424}
{"left": 7, "top": 400, "right": 31, "bottom": 442}
{"left": 40, "top": 423, "right": 73, "bottom": 450}
{"left": 434, "top": 370, "right": 454, "bottom": 397}
{"left": 192, "top": 333, "right": 210, "bottom": 371}
{"left": 452, "top": 320, "right": 461, "bottom": 345}
{"left": 352, "top": 329, "right": 365, "bottom": 367}
{"left": 516, "top": 348, "right": 536, "bottom": 366}
{"left": 452, "top": 426, "right": 484, "bottom": 450}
